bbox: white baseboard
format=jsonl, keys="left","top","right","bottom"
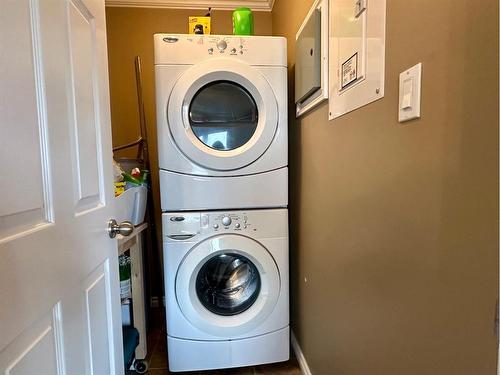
{"left": 291, "top": 330, "right": 312, "bottom": 375}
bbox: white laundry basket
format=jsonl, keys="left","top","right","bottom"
{"left": 116, "top": 186, "right": 148, "bottom": 225}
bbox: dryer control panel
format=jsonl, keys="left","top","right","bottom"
{"left": 163, "top": 209, "right": 288, "bottom": 240}
{"left": 154, "top": 34, "right": 287, "bottom": 67}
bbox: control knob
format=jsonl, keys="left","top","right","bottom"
{"left": 217, "top": 40, "right": 227, "bottom": 51}
{"left": 222, "top": 216, "right": 232, "bottom": 226}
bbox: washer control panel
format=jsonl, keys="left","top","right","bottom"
{"left": 164, "top": 210, "right": 257, "bottom": 238}
{"left": 163, "top": 209, "right": 287, "bottom": 241}
{"left": 206, "top": 36, "right": 246, "bottom": 56}
{"left": 210, "top": 213, "right": 251, "bottom": 232}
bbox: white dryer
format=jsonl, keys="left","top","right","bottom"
{"left": 154, "top": 34, "right": 288, "bottom": 211}
{"left": 163, "top": 209, "right": 289, "bottom": 372}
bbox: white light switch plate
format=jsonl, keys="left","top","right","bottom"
{"left": 398, "top": 63, "right": 422, "bottom": 122}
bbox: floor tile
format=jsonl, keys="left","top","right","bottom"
{"left": 146, "top": 370, "right": 170, "bottom": 375}
{"left": 255, "top": 359, "right": 302, "bottom": 375}
{"left": 138, "top": 309, "right": 301, "bottom": 374}
{"left": 149, "top": 344, "right": 168, "bottom": 369}
{"left": 207, "top": 367, "right": 255, "bottom": 375}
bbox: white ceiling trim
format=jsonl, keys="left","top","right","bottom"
{"left": 105, "top": 0, "right": 274, "bottom": 11}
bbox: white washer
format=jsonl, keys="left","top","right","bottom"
{"left": 154, "top": 34, "right": 288, "bottom": 211}
{"left": 163, "top": 209, "right": 289, "bottom": 372}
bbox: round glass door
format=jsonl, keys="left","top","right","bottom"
{"left": 167, "top": 59, "right": 279, "bottom": 171}
{"left": 189, "top": 81, "right": 258, "bottom": 151}
{"left": 195, "top": 253, "right": 261, "bottom": 316}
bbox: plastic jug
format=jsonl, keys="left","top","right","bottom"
{"left": 232, "top": 7, "right": 254, "bottom": 35}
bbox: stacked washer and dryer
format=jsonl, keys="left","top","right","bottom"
{"left": 154, "top": 34, "right": 289, "bottom": 372}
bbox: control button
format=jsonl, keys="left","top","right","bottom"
{"left": 230, "top": 48, "right": 237, "bottom": 54}
{"left": 208, "top": 47, "right": 213, "bottom": 54}
{"left": 201, "top": 214, "right": 209, "bottom": 228}
{"left": 217, "top": 40, "right": 227, "bottom": 51}
{"left": 222, "top": 216, "right": 232, "bottom": 226}
{"left": 213, "top": 224, "right": 219, "bottom": 229}
{"left": 235, "top": 223, "right": 241, "bottom": 229}
{"left": 240, "top": 50, "right": 243, "bottom": 54}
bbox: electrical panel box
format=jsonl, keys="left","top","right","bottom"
{"left": 329, "top": 0, "right": 386, "bottom": 120}
{"left": 295, "top": 9, "right": 321, "bottom": 103}
{"left": 295, "top": 0, "right": 329, "bottom": 117}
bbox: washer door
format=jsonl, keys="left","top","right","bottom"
{"left": 175, "top": 234, "right": 281, "bottom": 337}
{"left": 167, "top": 58, "right": 279, "bottom": 171}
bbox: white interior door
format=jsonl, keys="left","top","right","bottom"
{"left": 0, "top": 0, "right": 124, "bottom": 374}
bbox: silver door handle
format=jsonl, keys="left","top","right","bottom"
{"left": 108, "top": 219, "right": 134, "bottom": 238}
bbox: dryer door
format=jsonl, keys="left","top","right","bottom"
{"left": 167, "top": 59, "right": 279, "bottom": 171}
{"left": 175, "top": 234, "right": 281, "bottom": 338}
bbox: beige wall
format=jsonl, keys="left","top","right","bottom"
{"left": 272, "top": 0, "right": 498, "bottom": 374}
{"left": 105, "top": 7, "right": 273, "bottom": 296}
{"left": 106, "top": 3, "right": 498, "bottom": 373}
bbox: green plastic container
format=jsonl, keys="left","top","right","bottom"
{"left": 232, "top": 7, "right": 254, "bottom": 35}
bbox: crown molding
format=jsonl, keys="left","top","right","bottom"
{"left": 105, "top": 0, "right": 274, "bottom": 11}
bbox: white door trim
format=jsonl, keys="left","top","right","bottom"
{"left": 105, "top": 0, "right": 274, "bottom": 11}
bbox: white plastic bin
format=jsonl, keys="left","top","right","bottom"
{"left": 116, "top": 186, "right": 148, "bottom": 225}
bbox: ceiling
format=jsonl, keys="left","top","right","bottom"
{"left": 105, "top": 0, "right": 275, "bottom": 11}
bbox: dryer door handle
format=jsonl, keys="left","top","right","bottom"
{"left": 167, "top": 234, "right": 196, "bottom": 240}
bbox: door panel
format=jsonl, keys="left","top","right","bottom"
{"left": 0, "top": 0, "right": 52, "bottom": 239}
{"left": 85, "top": 261, "right": 113, "bottom": 375}
{"left": 0, "top": 0, "right": 122, "bottom": 373}
{"left": 0, "top": 308, "right": 64, "bottom": 375}
{"left": 67, "top": 0, "right": 103, "bottom": 213}
{"left": 7, "top": 329, "right": 58, "bottom": 375}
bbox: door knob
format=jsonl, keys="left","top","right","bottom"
{"left": 108, "top": 219, "right": 134, "bottom": 238}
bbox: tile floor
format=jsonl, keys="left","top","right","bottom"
{"left": 127, "top": 309, "right": 301, "bottom": 375}
{"left": 142, "top": 328, "right": 301, "bottom": 375}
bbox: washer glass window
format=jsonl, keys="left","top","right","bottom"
{"left": 188, "top": 81, "right": 258, "bottom": 151}
{"left": 196, "top": 253, "right": 261, "bottom": 316}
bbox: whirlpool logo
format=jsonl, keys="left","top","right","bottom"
{"left": 169, "top": 216, "right": 185, "bottom": 222}
{"left": 163, "top": 36, "right": 179, "bottom": 43}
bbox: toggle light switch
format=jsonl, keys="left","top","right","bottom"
{"left": 401, "top": 78, "right": 413, "bottom": 109}
{"left": 399, "top": 63, "right": 422, "bottom": 122}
